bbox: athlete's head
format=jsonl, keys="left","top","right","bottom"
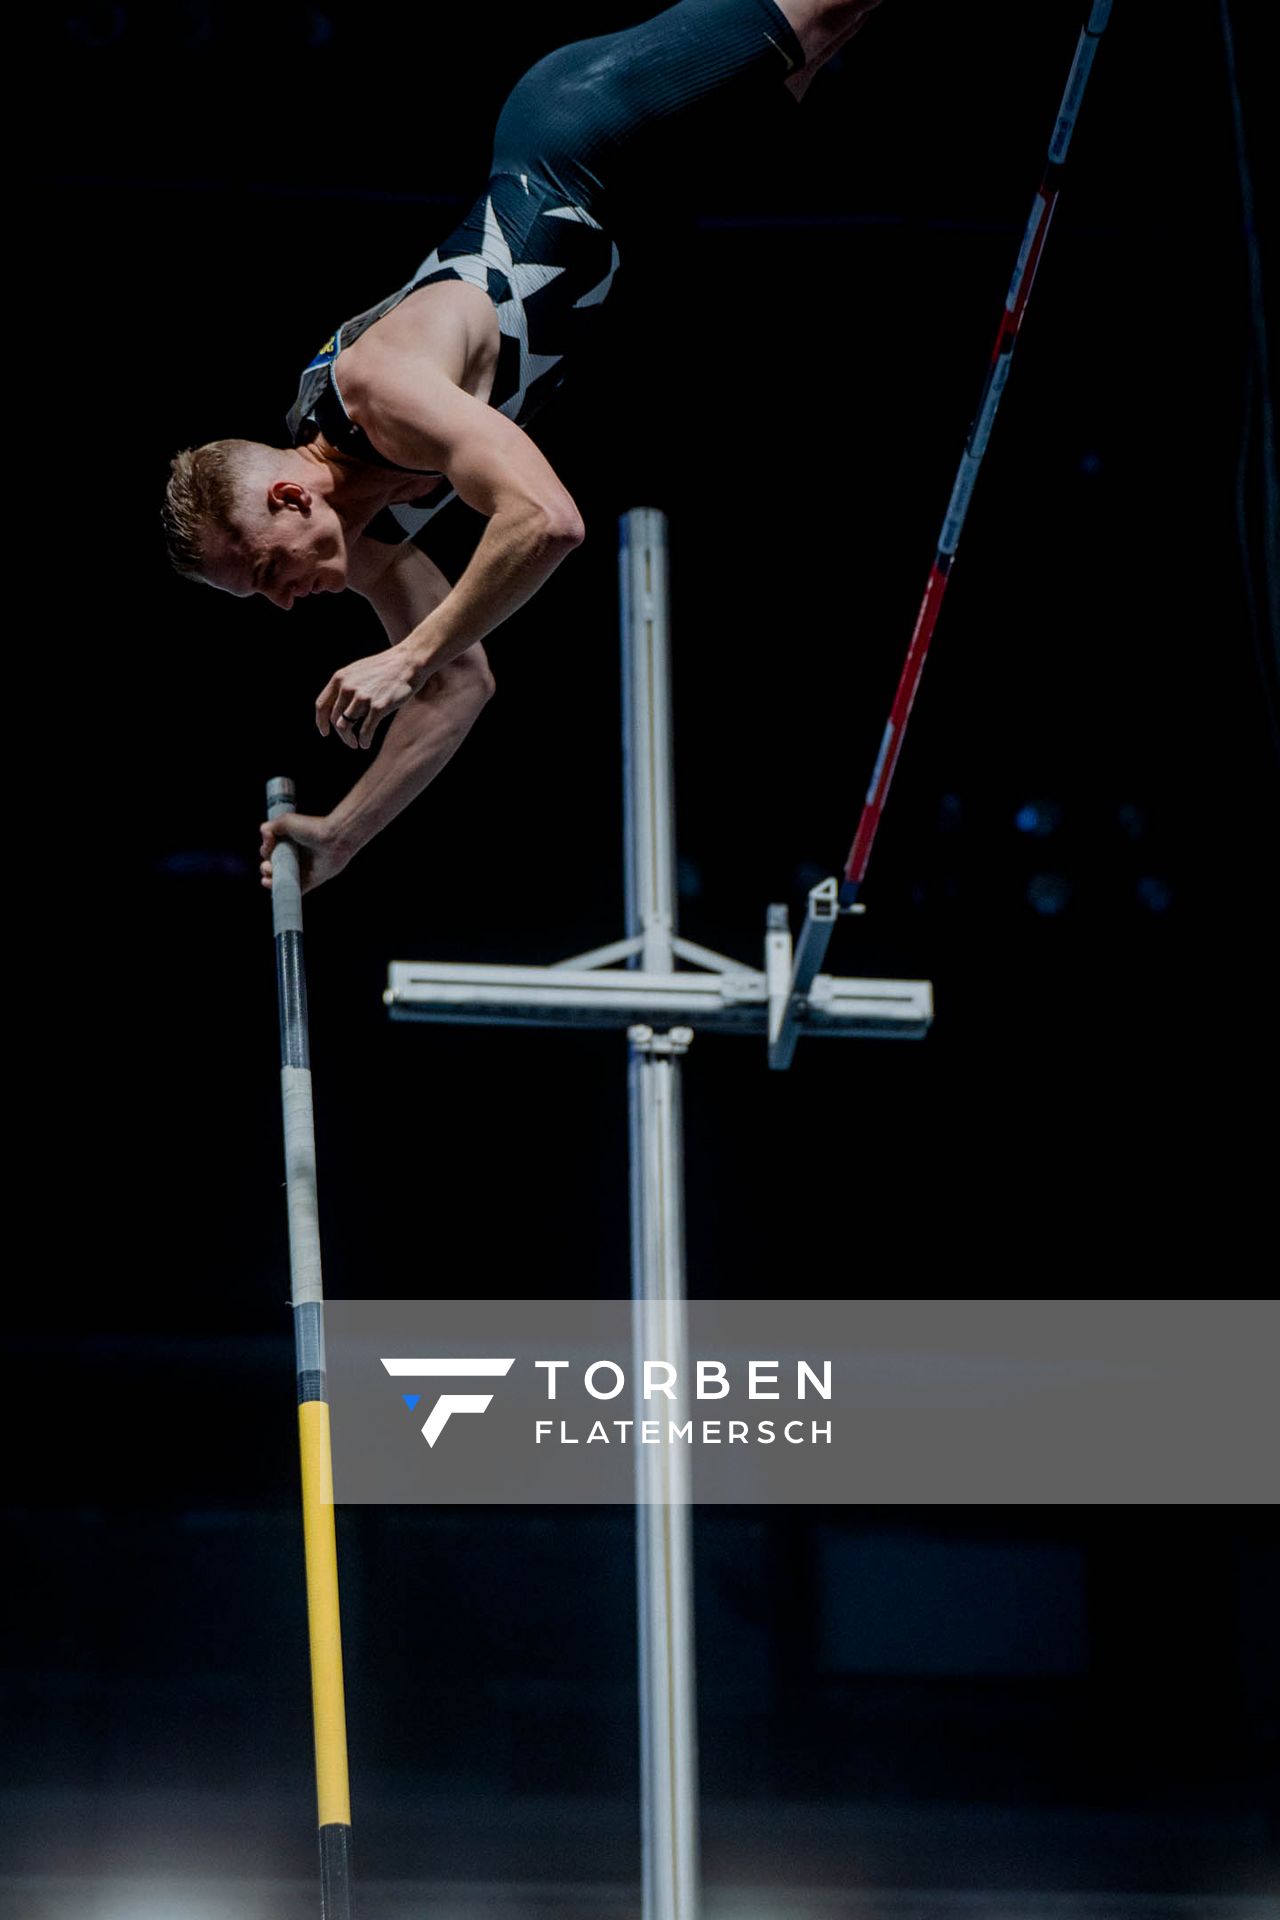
{"left": 162, "top": 439, "right": 347, "bottom": 609}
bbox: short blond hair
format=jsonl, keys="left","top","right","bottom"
{"left": 161, "top": 438, "right": 276, "bottom": 582}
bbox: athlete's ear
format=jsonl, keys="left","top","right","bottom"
{"left": 268, "top": 478, "right": 313, "bottom": 512}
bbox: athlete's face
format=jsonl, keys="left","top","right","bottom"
{"left": 201, "top": 476, "right": 348, "bottom": 610}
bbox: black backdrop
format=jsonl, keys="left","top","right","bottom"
{"left": 14, "top": 1, "right": 1278, "bottom": 1907}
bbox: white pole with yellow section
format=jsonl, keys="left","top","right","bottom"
{"left": 267, "top": 774, "right": 354, "bottom": 1920}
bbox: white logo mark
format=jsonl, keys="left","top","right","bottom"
{"left": 381, "top": 1357, "right": 516, "bottom": 1447}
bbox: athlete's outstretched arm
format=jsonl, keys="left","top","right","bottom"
{"left": 260, "top": 542, "right": 495, "bottom": 894}
{"left": 314, "top": 357, "right": 583, "bottom": 749}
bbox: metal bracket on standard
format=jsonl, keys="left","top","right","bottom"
{"left": 628, "top": 1024, "right": 695, "bottom": 1058}
{"left": 767, "top": 878, "right": 873, "bottom": 1072}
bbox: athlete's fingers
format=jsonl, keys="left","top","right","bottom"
{"left": 315, "top": 677, "right": 340, "bottom": 735}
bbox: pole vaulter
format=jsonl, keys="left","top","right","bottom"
{"left": 772, "top": 1, "right": 1115, "bottom": 1063}
{"left": 267, "top": 774, "right": 355, "bottom": 1920}
{"left": 256, "top": 12, "right": 1112, "bottom": 1910}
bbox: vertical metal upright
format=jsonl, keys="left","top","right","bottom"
{"left": 620, "top": 509, "right": 701, "bottom": 1920}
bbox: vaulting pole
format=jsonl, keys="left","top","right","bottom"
{"left": 266, "top": 775, "right": 354, "bottom": 1920}
{"left": 620, "top": 512, "right": 702, "bottom": 1920}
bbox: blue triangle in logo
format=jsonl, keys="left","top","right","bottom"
{"left": 402, "top": 1393, "right": 421, "bottom": 1412}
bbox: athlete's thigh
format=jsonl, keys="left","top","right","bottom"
{"left": 490, "top": 0, "right": 805, "bottom": 209}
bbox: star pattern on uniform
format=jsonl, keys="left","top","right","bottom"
{"left": 380, "top": 188, "right": 624, "bottom": 539}
{"left": 412, "top": 192, "right": 568, "bottom": 424}
{"left": 546, "top": 203, "right": 621, "bottom": 309}
{"left": 389, "top": 490, "right": 456, "bottom": 540}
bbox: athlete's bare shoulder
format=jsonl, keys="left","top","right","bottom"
{"left": 339, "top": 278, "right": 501, "bottom": 408}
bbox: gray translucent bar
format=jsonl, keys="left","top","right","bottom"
{"left": 325, "top": 1298, "right": 1277, "bottom": 1506}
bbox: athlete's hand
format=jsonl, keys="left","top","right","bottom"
{"left": 259, "top": 813, "right": 352, "bottom": 896}
{"left": 315, "top": 643, "right": 421, "bottom": 749}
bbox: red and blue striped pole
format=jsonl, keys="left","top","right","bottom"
{"left": 841, "top": 0, "right": 1113, "bottom": 905}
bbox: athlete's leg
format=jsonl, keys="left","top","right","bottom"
{"left": 490, "top": 0, "right": 809, "bottom": 217}
{"left": 774, "top": 0, "right": 884, "bottom": 102}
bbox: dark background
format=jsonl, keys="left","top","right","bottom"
{"left": 12, "top": 2, "right": 1278, "bottom": 1913}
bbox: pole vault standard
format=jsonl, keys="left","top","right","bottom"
{"left": 267, "top": 775, "right": 354, "bottom": 1920}
{"left": 386, "top": 509, "right": 932, "bottom": 1920}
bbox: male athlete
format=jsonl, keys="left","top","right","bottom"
{"left": 162, "top": 0, "right": 883, "bottom": 894}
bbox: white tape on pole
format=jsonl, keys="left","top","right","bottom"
{"left": 281, "top": 1065, "right": 324, "bottom": 1308}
